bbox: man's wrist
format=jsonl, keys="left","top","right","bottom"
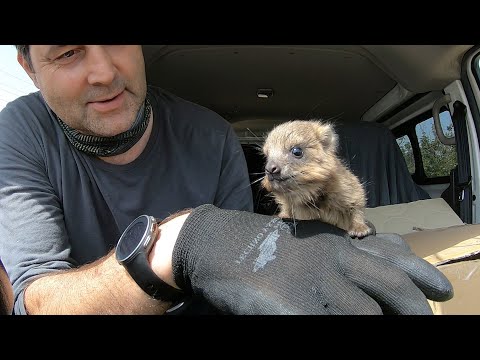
{"left": 115, "top": 214, "right": 185, "bottom": 302}
{"left": 149, "top": 211, "right": 191, "bottom": 290}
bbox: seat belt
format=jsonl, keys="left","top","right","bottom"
{"left": 451, "top": 100, "right": 472, "bottom": 223}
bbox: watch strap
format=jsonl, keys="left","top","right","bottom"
{"left": 127, "top": 252, "right": 185, "bottom": 303}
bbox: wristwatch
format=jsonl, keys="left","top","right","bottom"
{"left": 115, "top": 214, "right": 185, "bottom": 303}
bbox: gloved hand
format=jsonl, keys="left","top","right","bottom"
{"left": 172, "top": 204, "right": 453, "bottom": 315}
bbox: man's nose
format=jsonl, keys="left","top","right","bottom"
{"left": 86, "top": 46, "right": 116, "bottom": 86}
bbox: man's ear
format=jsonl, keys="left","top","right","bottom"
{"left": 17, "top": 52, "right": 39, "bottom": 89}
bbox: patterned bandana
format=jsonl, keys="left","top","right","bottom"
{"left": 55, "top": 96, "right": 152, "bottom": 157}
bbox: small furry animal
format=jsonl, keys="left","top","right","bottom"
{"left": 261, "top": 119, "right": 374, "bottom": 238}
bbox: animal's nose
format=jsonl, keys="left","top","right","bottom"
{"left": 265, "top": 161, "right": 282, "bottom": 181}
{"left": 265, "top": 162, "right": 280, "bottom": 175}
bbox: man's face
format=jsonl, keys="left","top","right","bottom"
{"left": 19, "top": 45, "right": 147, "bottom": 137}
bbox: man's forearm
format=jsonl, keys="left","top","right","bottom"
{"left": 23, "top": 251, "right": 170, "bottom": 315}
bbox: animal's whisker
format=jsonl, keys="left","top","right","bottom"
{"left": 250, "top": 176, "right": 266, "bottom": 186}
{"left": 234, "top": 175, "right": 266, "bottom": 193}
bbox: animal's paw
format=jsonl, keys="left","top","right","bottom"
{"left": 348, "top": 221, "right": 375, "bottom": 239}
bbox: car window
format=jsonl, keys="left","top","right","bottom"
{"left": 415, "top": 112, "right": 457, "bottom": 178}
{"left": 396, "top": 135, "right": 415, "bottom": 174}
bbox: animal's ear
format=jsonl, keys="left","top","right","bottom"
{"left": 315, "top": 121, "right": 338, "bottom": 152}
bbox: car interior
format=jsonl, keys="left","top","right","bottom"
{"left": 142, "top": 45, "right": 480, "bottom": 313}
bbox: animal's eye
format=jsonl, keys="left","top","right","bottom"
{"left": 291, "top": 146, "right": 303, "bottom": 158}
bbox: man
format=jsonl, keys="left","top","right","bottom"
{"left": 0, "top": 45, "right": 253, "bottom": 314}
{"left": 0, "top": 45, "right": 453, "bottom": 315}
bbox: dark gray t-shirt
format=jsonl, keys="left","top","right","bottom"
{"left": 0, "top": 85, "right": 253, "bottom": 314}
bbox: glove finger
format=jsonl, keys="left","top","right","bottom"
{"left": 198, "top": 280, "right": 331, "bottom": 315}
{"left": 340, "top": 249, "right": 434, "bottom": 314}
{"left": 352, "top": 235, "right": 454, "bottom": 302}
{"left": 201, "top": 276, "right": 383, "bottom": 315}
{"left": 314, "top": 271, "right": 384, "bottom": 315}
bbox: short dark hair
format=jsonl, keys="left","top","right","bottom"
{"left": 15, "top": 45, "right": 33, "bottom": 71}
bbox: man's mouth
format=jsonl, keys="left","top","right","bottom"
{"left": 92, "top": 91, "right": 123, "bottom": 103}
{"left": 87, "top": 91, "right": 125, "bottom": 113}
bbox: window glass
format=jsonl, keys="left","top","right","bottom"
{"left": 396, "top": 135, "right": 415, "bottom": 174}
{"left": 415, "top": 112, "right": 457, "bottom": 178}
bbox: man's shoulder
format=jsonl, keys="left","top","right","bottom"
{"left": 0, "top": 92, "right": 56, "bottom": 149}
{"left": 0, "top": 91, "right": 50, "bottom": 127}
{"left": 1, "top": 90, "right": 43, "bottom": 111}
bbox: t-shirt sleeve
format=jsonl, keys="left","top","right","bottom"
{"left": 0, "top": 101, "right": 74, "bottom": 315}
{"left": 213, "top": 125, "right": 254, "bottom": 212}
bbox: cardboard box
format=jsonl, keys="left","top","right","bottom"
{"left": 402, "top": 224, "right": 480, "bottom": 314}
{"left": 428, "top": 259, "right": 480, "bottom": 315}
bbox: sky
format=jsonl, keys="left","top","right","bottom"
{"left": 0, "top": 45, "right": 38, "bottom": 111}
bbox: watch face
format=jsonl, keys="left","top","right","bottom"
{"left": 116, "top": 215, "right": 150, "bottom": 263}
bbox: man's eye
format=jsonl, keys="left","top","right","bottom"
{"left": 60, "top": 50, "right": 75, "bottom": 59}
{"left": 54, "top": 49, "right": 80, "bottom": 62}
{"left": 291, "top": 146, "right": 303, "bottom": 158}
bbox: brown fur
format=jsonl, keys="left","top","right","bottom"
{"left": 261, "top": 120, "right": 373, "bottom": 238}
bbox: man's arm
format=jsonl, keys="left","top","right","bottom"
{"left": 0, "top": 141, "right": 172, "bottom": 314}
{"left": 24, "top": 252, "right": 170, "bottom": 315}
{"left": 0, "top": 101, "right": 171, "bottom": 315}
{"left": 0, "top": 142, "right": 172, "bottom": 314}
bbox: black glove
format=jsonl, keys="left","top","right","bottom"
{"left": 172, "top": 204, "right": 453, "bottom": 315}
